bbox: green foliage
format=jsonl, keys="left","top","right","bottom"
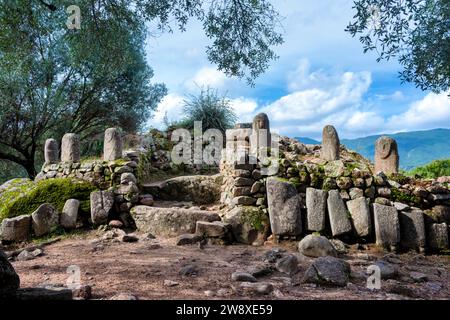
{"left": 240, "top": 206, "right": 268, "bottom": 231}
{"left": 0, "top": 178, "right": 97, "bottom": 223}
{"left": 407, "top": 159, "right": 450, "bottom": 179}
{"left": 172, "top": 87, "right": 238, "bottom": 132}
{"left": 391, "top": 187, "right": 420, "bottom": 206}
{"left": 0, "top": 0, "right": 166, "bottom": 178}
{"left": 346, "top": 0, "right": 450, "bottom": 92}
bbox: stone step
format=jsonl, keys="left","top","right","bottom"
{"left": 131, "top": 205, "right": 221, "bottom": 237}
{"left": 140, "top": 175, "right": 222, "bottom": 204}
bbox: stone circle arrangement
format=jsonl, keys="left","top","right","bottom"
{"left": 0, "top": 112, "right": 449, "bottom": 299}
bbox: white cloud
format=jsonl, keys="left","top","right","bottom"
{"left": 148, "top": 93, "right": 185, "bottom": 129}
{"left": 229, "top": 97, "right": 259, "bottom": 123}
{"left": 386, "top": 91, "right": 450, "bottom": 131}
{"left": 184, "top": 67, "right": 228, "bottom": 91}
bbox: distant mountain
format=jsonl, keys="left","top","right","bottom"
{"left": 295, "top": 137, "right": 320, "bottom": 145}
{"left": 295, "top": 128, "right": 450, "bottom": 170}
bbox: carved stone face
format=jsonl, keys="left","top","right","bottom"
{"left": 252, "top": 113, "right": 269, "bottom": 130}
{"left": 377, "top": 137, "right": 393, "bottom": 159}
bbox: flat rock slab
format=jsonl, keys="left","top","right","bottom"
{"left": 266, "top": 177, "right": 302, "bottom": 237}
{"left": 399, "top": 210, "right": 426, "bottom": 252}
{"left": 305, "top": 188, "right": 327, "bottom": 232}
{"left": 302, "top": 256, "right": 351, "bottom": 287}
{"left": 347, "top": 197, "right": 371, "bottom": 237}
{"left": 373, "top": 204, "right": 400, "bottom": 250}
{"left": 131, "top": 205, "right": 221, "bottom": 237}
{"left": 327, "top": 190, "right": 352, "bottom": 236}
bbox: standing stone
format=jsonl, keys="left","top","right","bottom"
{"left": 90, "top": 191, "right": 114, "bottom": 225}
{"left": 250, "top": 113, "right": 271, "bottom": 157}
{"left": 305, "top": 188, "right": 327, "bottom": 231}
{"left": 346, "top": 197, "right": 371, "bottom": 237}
{"left": 374, "top": 136, "right": 399, "bottom": 175}
{"left": 373, "top": 203, "right": 400, "bottom": 251}
{"left": 103, "top": 128, "right": 123, "bottom": 161}
{"left": 399, "top": 210, "right": 426, "bottom": 252}
{"left": 266, "top": 177, "right": 302, "bottom": 238}
{"left": 31, "top": 204, "right": 59, "bottom": 237}
{"left": 327, "top": 190, "right": 352, "bottom": 236}
{"left": 427, "top": 223, "right": 448, "bottom": 251}
{"left": 321, "top": 125, "right": 340, "bottom": 161}
{"left": 60, "top": 199, "right": 80, "bottom": 229}
{"left": 0, "top": 249, "right": 20, "bottom": 296}
{"left": 0, "top": 215, "right": 31, "bottom": 242}
{"left": 61, "top": 133, "right": 80, "bottom": 162}
{"left": 44, "top": 139, "right": 59, "bottom": 164}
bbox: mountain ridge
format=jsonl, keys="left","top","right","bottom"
{"left": 295, "top": 128, "right": 450, "bottom": 170}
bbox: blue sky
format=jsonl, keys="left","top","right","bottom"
{"left": 145, "top": 0, "right": 450, "bottom": 140}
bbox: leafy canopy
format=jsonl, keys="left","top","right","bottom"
{"left": 346, "top": 0, "right": 450, "bottom": 93}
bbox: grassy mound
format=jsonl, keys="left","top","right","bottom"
{"left": 0, "top": 178, "right": 97, "bottom": 223}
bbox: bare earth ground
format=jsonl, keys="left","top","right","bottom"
{"left": 7, "top": 231, "right": 450, "bottom": 300}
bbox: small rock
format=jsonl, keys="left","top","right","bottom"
{"left": 247, "top": 264, "right": 273, "bottom": 278}
{"left": 372, "top": 260, "right": 397, "bottom": 279}
{"left": 231, "top": 272, "right": 257, "bottom": 283}
{"left": 72, "top": 285, "right": 92, "bottom": 300}
{"left": 302, "top": 256, "right": 351, "bottom": 287}
{"left": 275, "top": 254, "right": 298, "bottom": 275}
{"left": 31, "top": 248, "right": 43, "bottom": 257}
{"left": 120, "top": 234, "right": 139, "bottom": 243}
{"left": 298, "top": 234, "right": 337, "bottom": 258}
{"left": 176, "top": 234, "right": 203, "bottom": 246}
{"left": 240, "top": 282, "right": 273, "bottom": 295}
{"left": 164, "top": 280, "right": 179, "bottom": 287}
{"left": 179, "top": 265, "right": 199, "bottom": 277}
{"left": 263, "top": 248, "right": 286, "bottom": 263}
{"left": 16, "top": 250, "right": 35, "bottom": 261}
{"left": 108, "top": 220, "right": 123, "bottom": 229}
{"left": 330, "top": 239, "right": 348, "bottom": 254}
{"left": 409, "top": 271, "right": 428, "bottom": 282}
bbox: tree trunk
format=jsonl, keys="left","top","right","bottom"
{"left": 23, "top": 158, "right": 37, "bottom": 180}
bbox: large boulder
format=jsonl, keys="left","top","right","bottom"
{"left": 399, "top": 210, "right": 426, "bottom": 252}
{"left": 327, "top": 190, "right": 352, "bottom": 236}
{"left": 373, "top": 204, "right": 400, "bottom": 251}
{"left": 131, "top": 205, "right": 221, "bottom": 237}
{"left": 427, "top": 223, "right": 448, "bottom": 251}
{"left": 60, "top": 199, "right": 80, "bottom": 229}
{"left": 90, "top": 191, "right": 114, "bottom": 226}
{"left": 223, "top": 206, "right": 269, "bottom": 245}
{"left": 298, "top": 234, "right": 337, "bottom": 258}
{"left": 266, "top": 177, "right": 302, "bottom": 237}
{"left": 31, "top": 204, "right": 59, "bottom": 237}
{"left": 302, "top": 256, "right": 351, "bottom": 287}
{"left": 305, "top": 188, "right": 327, "bottom": 232}
{"left": 0, "top": 215, "right": 30, "bottom": 242}
{"left": 0, "top": 249, "right": 20, "bottom": 296}
{"left": 346, "top": 197, "right": 371, "bottom": 237}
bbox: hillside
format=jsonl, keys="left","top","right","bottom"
{"left": 296, "top": 128, "right": 450, "bottom": 170}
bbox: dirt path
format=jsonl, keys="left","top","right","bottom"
{"left": 8, "top": 231, "right": 450, "bottom": 300}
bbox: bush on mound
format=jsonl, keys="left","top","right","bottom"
{"left": 0, "top": 178, "right": 97, "bottom": 223}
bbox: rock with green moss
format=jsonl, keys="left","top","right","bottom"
{"left": 224, "top": 206, "right": 269, "bottom": 245}
{"left": 0, "top": 178, "right": 96, "bottom": 224}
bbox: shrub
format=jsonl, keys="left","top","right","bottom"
{"left": 0, "top": 178, "right": 97, "bottom": 223}
{"left": 407, "top": 159, "right": 450, "bottom": 179}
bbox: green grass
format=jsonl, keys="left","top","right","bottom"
{"left": 0, "top": 178, "right": 97, "bottom": 223}
{"left": 406, "top": 159, "right": 450, "bottom": 179}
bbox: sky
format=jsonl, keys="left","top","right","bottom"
{"left": 144, "top": 0, "right": 450, "bottom": 140}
